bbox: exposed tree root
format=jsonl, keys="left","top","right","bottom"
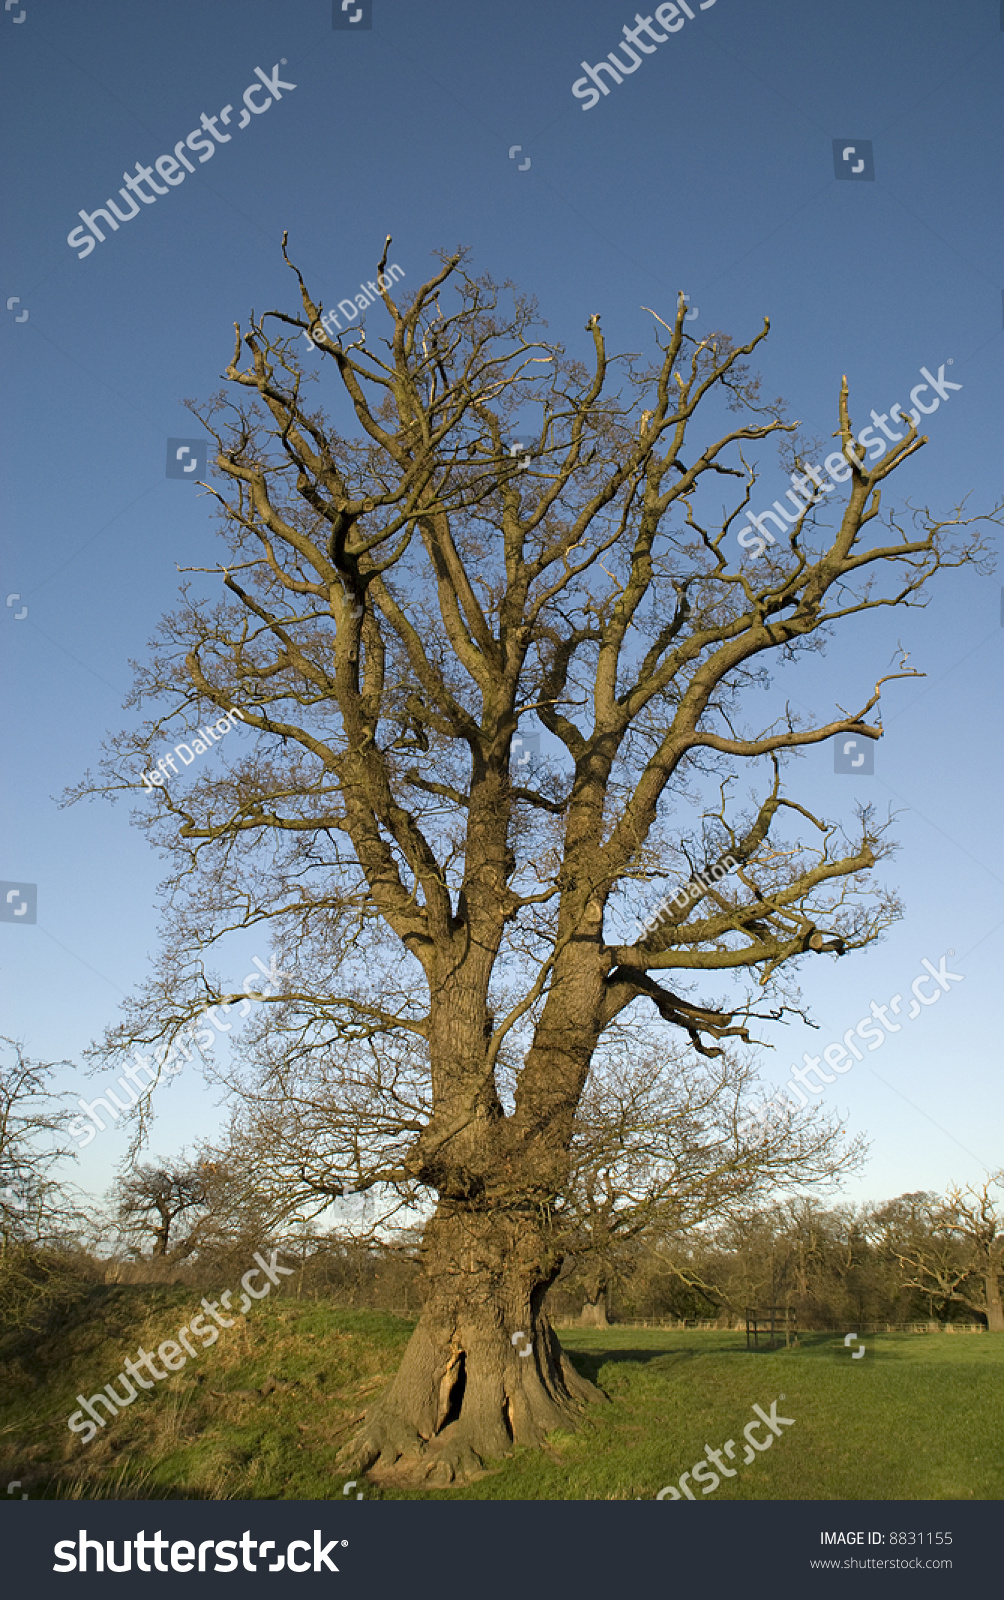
{"left": 338, "top": 1304, "right": 604, "bottom": 1485}
{"left": 337, "top": 1203, "right": 606, "bottom": 1486}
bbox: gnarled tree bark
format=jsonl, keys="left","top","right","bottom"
{"left": 347, "top": 1206, "right": 602, "bottom": 1483}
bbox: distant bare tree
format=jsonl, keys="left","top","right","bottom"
{"left": 941, "top": 1178, "right": 1004, "bottom": 1331}
{"left": 0, "top": 1036, "right": 82, "bottom": 1250}
{"left": 877, "top": 1180, "right": 1004, "bottom": 1330}
{"left": 110, "top": 1156, "right": 211, "bottom": 1259}
{"left": 556, "top": 1034, "right": 863, "bottom": 1324}
{"left": 0, "top": 1038, "right": 93, "bottom": 1340}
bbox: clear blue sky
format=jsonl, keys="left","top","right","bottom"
{"left": 1, "top": 0, "right": 1001, "bottom": 1212}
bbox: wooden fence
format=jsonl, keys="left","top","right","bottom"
{"left": 554, "top": 1317, "right": 988, "bottom": 1334}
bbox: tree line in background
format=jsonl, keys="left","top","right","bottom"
{"left": 549, "top": 1188, "right": 1004, "bottom": 1330}
{"left": 3, "top": 1037, "right": 1001, "bottom": 1356}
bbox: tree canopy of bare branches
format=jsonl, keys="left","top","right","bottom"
{"left": 0, "top": 1037, "right": 82, "bottom": 1250}
{"left": 558, "top": 1034, "right": 865, "bottom": 1322}
{"left": 72, "top": 241, "right": 997, "bottom": 1482}
{"left": 109, "top": 1156, "right": 212, "bottom": 1260}
{"left": 873, "top": 1178, "right": 1004, "bottom": 1330}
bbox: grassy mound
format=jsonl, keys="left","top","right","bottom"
{"left": 1, "top": 1293, "right": 1001, "bottom": 1499}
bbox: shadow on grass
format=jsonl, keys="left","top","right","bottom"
{"left": 561, "top": 1337, "right": 807, "bottom": 1386}
{"left": 561, "top": 1345, "right": 699, "bottom": 1384}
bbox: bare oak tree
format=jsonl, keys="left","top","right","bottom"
{"left": 75, "top": 242, "right": 995, "bottom": 1482}
{"left": 109, "top": 1156, "right": 211, "bottom": 1260}
{"left": 877, "top": 1180, "right": 1004, "bottom": 1330}
{"left": 0, "top": 1038, "right": 91, "bottom": 1340}
{"left": 0, "top": 1037, "right": 81, "bottom": 1250}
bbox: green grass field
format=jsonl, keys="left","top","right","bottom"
{"left": 2, "top": 1290, "right": 1002, "bottom": 1500}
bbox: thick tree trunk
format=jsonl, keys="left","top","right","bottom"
{"left": 341, "top": 1204, "right": 604, "bottom": 1485}
{"left": 579, "top": 1290, "right": 609, "bottom": 1328}
{"left": 985, "top": 1267, "right": 1004, "bottom": 1332}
